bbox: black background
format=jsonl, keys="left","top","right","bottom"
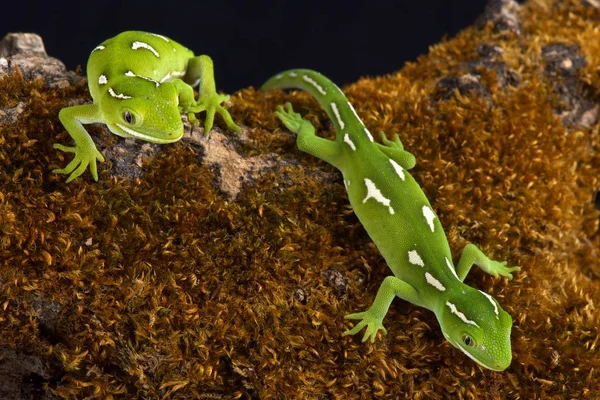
{"left": 10, "top": 0, "right": 492, "bottom": 92}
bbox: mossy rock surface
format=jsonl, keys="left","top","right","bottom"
{"left": 1, "top": 0, "right": 599, "bottom": 398}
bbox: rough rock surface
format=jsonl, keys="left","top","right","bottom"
{"left": 1, "top": 1, "right": 600, "bottom": 398}
{"left": 0, "top": 33, "right": 81, "bottom": 88}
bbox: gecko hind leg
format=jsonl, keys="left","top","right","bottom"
{"left": 376, "top": 131, "right": 416, "bottom": 170}
{"left": 275, "top": 102, "right": 343, "bottom": 169}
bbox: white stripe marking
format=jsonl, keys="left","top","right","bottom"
{"left": 116, "top": 123, "right": 156, "bottom": 141}
{"left": 363, "top": 178, "right": 394, "bottom": 214}
{"left": 132, "top": 41, "right": 160, "bottom": 57}
{"left": 115, "top": 123, "right": 180, "bottom": 143}
{"left": 289, "top": 72, "right": 298, "bottom": 77}
{"left": 389, "top": 159, "right": 405, "bottom": 180}
{"left": 348, "top": 103, "right": 373, "bottom": 141}
{"left": 146, "top": 33, "right": 170, "bottom": 42}
{"left": 446, "top": 301, "right": 480, "bottom": 327}
{"left": 445, "top": 257, "right": 459, "bottom": 279}
{"left": 425, "top": 272, "right": 446, "bottom": 291}
{"left": 98, "top": 74, "right": 107, "bottom": 85}
{"left": 159, "top": 70, "right": 186, "bottom": 83}
{"left": 348, "top": 103, "right": 361, "bottom": 122}
{"left": 330, "top": 102, "right": 345, "bottom": 130}
{"left": 302, "top": 75, "right": 326, "bottom": 95}
{"left": 343, "top": 134, "right": 356, "bottom": 151}
{"left": 422, "top": 205, "right": 436, "bottom": 232}
{"left": 125, "top": 71, "right": 160, "bottom": 87}
{"left": 108, "top": 88, "right": 132, "bottom": 99}
{"left": 408, "top": 250, "right": 424, "bottom": 267}
{"left": 275, "top": 74, "right": 284, "bottom": 79}
{"left": 478, "top": 290, "right": 499, "bottom": 318}
{"left": 91, "top": 45, "right": 105, "bottom": 53}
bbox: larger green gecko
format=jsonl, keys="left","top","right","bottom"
{"left": 262, "top": 69, "right": 520, "bottom": 371}
{"left": 54, "top": 31, "right": 240, "bottom": 183}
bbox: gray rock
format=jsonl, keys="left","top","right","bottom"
{"left": 0, "top": 32, "right": 82, "bottom": 88}
{"left": 542, "top": 43, "right": 598, "bottom": 129}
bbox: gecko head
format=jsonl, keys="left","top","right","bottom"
{"left": 102, "top": 80, "right": 184, "bottom": 143}
{"left": 438, "top": 288, "right": 514, "bottom": 371}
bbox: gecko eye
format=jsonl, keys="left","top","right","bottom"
{"left": 463, "top": 335, "right": 474, "bottom": 347}
{"left": 122, "top": 111, "right": 135, "bottom": 124}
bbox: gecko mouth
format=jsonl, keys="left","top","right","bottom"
{"left": 115, "top": 123, "right": 183, "bottom": 143}
{"left": 454, "top": 341, "right": 510, "bottom": 371}
{"left": 442, "top": 331, "right": 509, "bottom": 371}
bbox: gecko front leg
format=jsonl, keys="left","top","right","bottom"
{"left": 53, "top": 104, "right": 105, "bottom": 182}
{"left": 455, "top": 243, "right": 520, "bottom": 281}
{"left": 343, "top": 276, "right": 421, "bottom": 343}
{"left": 182, "top": 55, "right": 240, "bottom": 134}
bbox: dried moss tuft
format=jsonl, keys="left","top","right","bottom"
{"left": 1, "top": 0, "right": 600, "bottom": 398}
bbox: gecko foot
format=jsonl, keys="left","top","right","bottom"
{"left": 489, "top": 260, "right": 521, "bottom": 279}
{"left": 53, "top": 143, "right": 105, "bottom": 183}
{"left": 343, "top": 310, "right": 388, "bottom": 343}
{"left": 274, "top": 102, "right": 309, "bottom": 134}
{"left": 379, "top": 130, "right": 405, "bottom": 151}
{"left": 188, "top": 93, "right": 240, "bottom": 134}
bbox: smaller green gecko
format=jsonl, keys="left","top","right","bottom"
{"left": 262, "top": 69, "right": 520, "bottom": 371}
{"left": 54, "top": 31, "right": 241, "bottom": 183}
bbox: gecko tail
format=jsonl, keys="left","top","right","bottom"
{"left": 262, "top": 69, "right": 351, "bottom": 142}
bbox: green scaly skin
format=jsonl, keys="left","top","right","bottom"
{"left": 54, "top": 31, "right": 241, "bottom": 183}
{"left": 262, "top": 69, "right": 520, "bottom": 371}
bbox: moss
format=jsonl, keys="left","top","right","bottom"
{"left": 1, "top": 0, "right": 599, "bottom": 398}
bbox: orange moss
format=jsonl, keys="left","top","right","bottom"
{"left": 1, "top": 0, "right": 599, "bottom": 398}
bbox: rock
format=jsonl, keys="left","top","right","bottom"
{"left": 0, "top": 33, "right": 82, "bottom": 88}
{"left": 542, "top": 43, "right": 598, "bottom": 129}
{"left": 0, "top": 348, "right": 61, "bottom": 400}
{"left": 475, "top": 0, "right": 522, "bottom": 35}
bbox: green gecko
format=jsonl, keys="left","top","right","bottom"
{"left": 262, "top": 69, "right": 520, "bottom": 371}
{"left": 53, "top": 31, "right": 240, "bottom": 183}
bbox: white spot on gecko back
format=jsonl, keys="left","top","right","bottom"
{"left": 389, "top": 159, "right": 405, "bottom": 180}
{"left": 125, "top": 70, "right": 160, "bottom": 87}
{"left": 91, "top": 45, "right": 105, "bottom": 53}
{"left": 363, "top": 178, "right": 394, "bottom": 214}
{"left": 302, "top": 75, "right": 327, "bottom": 95}
{"left": 108, "top": 88, "right": 132, "bottom": 99}
{"left": 132, "top": 41, "right": 160, "bottom": 57}
{"left": 159, "top": 70, "right": 186, "bottom": 83}
{"left": 422, "top": 205, "right": 436, "bottom": 232}
{"left": 98, "top": 74, "right": 107, "bottom": 85}
{"left": 425, "top": 272, "right": 446, "bottom": 291}
{"left": 478, "top": 290, "right": 499, "bottom": 319}
{"left": 343, "top": 134, "right": 356, "bottom": 151}
{"left": 330, "top": 102, "right": 345, "bottom": 130}
{"left": 146, "top": 32, "right": 170, "bottom": 42}
{"left": 289, "top": 72, "right": 298, "bottom": 77}
{"left": 446, "top": 301, "right": 480, "bottom": 327}
{"left": 408, "top": 250, "right": 424, "bottom": 267}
